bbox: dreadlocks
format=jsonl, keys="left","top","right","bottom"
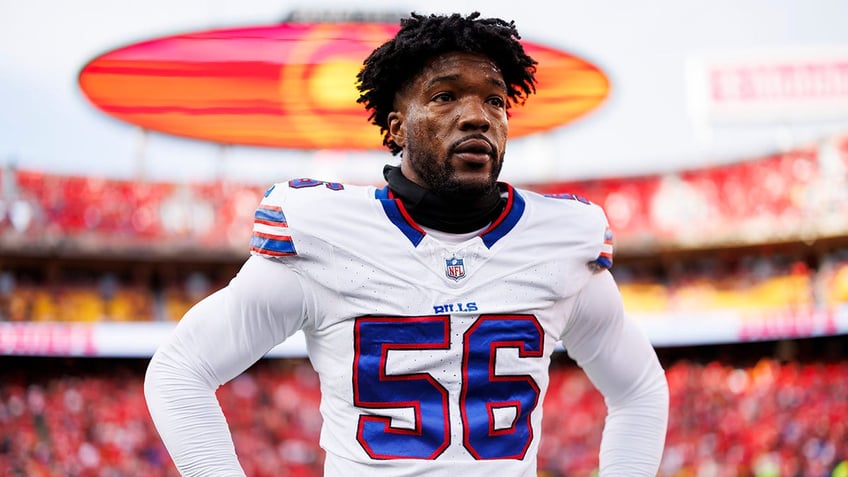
{"left": 356, "top": 11, "right": 538, "bottom": 155}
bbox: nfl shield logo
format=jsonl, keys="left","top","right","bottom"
{"left": 445, "top": 256, "right": 466, "bottom": 281}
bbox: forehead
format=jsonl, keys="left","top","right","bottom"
{"left": 412, "top": 51, "right": 505, "bottom": 91}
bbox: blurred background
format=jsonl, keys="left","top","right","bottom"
{"left": 2, "top": 1, "right": 848, "bottom": 476}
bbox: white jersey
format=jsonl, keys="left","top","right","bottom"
{"left": 145, "top": 178, "right": 669, "bottom": 477}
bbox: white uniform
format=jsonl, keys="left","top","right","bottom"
{"left": 145, "top": 179, "right": 669, "bottom": 477}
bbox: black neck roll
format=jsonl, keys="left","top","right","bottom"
{"left": 383, "top": 165, "right": 505, "bottom": 233}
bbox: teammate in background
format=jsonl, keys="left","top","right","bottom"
{"left": 145, "top": 11, "right": 669, "bottom": 476}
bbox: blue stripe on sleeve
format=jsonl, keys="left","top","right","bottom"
{"left": 250, "top": 234, "right": 296, "bottom": 255}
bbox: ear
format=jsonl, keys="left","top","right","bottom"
{"left": 387, "top": 111, "right": 405, "bottom": 147}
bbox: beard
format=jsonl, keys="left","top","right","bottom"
{"left": 404, "top": 135, "right": 504, "bottom": 201}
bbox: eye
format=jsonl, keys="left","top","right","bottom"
{"left": 487, "top": 96, "right": 506, "bottom": 108}
{"left": 432, "top": 92, "right": 455, "bottom": 103}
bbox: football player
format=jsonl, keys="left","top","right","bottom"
{"left": 145, "top": 11, "right": 669, "bottom": 476}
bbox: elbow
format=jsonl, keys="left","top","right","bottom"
{"left": 143, "top": 350, "right": 165, "bottom": 408}
{"left": 608, "top": 360, "right": 670, "bottom": 425}
{"left": 636, "top": 362, "right": 670, "bottom": 421}
{"left": 144, "top": 348, "right": 174, "bottom": 417}
{"left": 143, "top": 341, "right": 218, "bottom": 414}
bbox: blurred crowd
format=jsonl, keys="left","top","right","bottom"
{"left": 1, "top": 344, "right": 846, "bottom": 477}
{"left": 0, "top": 267, "right": 230, "bottom": 323}
{"left": 1, "top": 248, "right": 847, "bottom": 322}
{"left": 614, "top": 248, "right": 848, "bottom": 314}
{"left": 1, "top": 134, "right": 846, "bottom": 256}
{"left": 0, "top": 127, "right": 846, "bottom": 477}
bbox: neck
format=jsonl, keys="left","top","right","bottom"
{"left": 383, "top": 165, "right": 505, "bottom": 233}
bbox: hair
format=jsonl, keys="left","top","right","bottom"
{"left": 356, "top": 11, "right": 538, "bottom": 155}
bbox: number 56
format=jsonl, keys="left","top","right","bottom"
{"left": 353, "top": 314, "right": 543, "bottom": 460}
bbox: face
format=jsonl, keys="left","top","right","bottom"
{"left": 388, "top": 51, "right": 509, "bottom": 199}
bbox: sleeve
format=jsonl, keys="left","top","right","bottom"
{"left": 586, "top": 202, "right": 614, "bottom": 272}
{"left": 144, "top": 255, "right": 307, "bottom": 477}
{"left": 560, "top": 270, "right": 669, "bottom": 476}
{"left": 249, "top": 182, "right": 298, "bottom": 258}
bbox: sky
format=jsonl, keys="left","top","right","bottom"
{"left": 1, "top": 0, "right": 847, "bottom": 186}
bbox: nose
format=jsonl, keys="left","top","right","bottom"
{"left": 457, "top": 99, "right": 490, "bottom": 132}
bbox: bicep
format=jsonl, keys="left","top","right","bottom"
{"left": 154, "top": 254, "right": 307, "bottom": 386}
{"left": 143, "top": 255, "right": 306, "bottom": 476}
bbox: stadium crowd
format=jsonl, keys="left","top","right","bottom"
{"left": 1, "top": 134, "right": 846, "bottom": 255}
{"left": 0, "top": 131, "right": 845, "bottom": 476}
{"left": 1, "top": 340, "right": 847, "bottom": 477}
{"left": 2, "top": 248, "right": 847, "bottom": 322}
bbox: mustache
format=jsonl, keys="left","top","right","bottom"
{"left": 448, "top": 134, "right": 498, "bottom": 158}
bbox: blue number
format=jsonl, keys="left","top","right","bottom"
{"left": 461, "top": 315, "right": 542, "bottom": 459}
{"left": 288, "top": 178, "right": 344, "bottom": 190}
{"left": 354, "top": 316, "right": 451, "bottom": 459}
{"left": 353, "top": 314, "right": 542, "bottom": 460}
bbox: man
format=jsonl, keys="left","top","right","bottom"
{"left": 145, "top": 11, "right": 669, "bottom": 476}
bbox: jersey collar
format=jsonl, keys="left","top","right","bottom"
{"left": 375, "top": 184, "right": 525, "bottom": 248}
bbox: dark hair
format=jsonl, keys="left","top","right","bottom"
{"left": 356, "top": 11, "right": 538, "bottom": 155}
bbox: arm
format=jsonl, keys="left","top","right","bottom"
{"left": 561, "top": 270, "right": 669, "bottom": 476}
{"left": 144, "top": 255, "right": 307, "bottom": 477}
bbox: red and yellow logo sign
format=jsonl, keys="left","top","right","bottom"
{"left": 78, "top": 22, "right": 610, "bottom": 150}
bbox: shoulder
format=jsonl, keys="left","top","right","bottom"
{"left": 257, "top": 178, "right": 376, "bottom": 215}
{"left": 259, "top": 177, "right": 357, "bottom": 203}
{"left": 249, "top": 178, "right": 373, "bottom": 259}
{"left": 521, "top": 188, "right": 604, "bottom": 217}
{"left": 517, "top": 187, "right": 614, "bottom": 270}
{"left": 517, "top": 187, "right": 609, "bottom": 233}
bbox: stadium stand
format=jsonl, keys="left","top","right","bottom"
{"left": 1, "top": 339, "right": 846, "bottom": 476}
{"left": 1, "top": 134, "right": 847, "bottom": 475}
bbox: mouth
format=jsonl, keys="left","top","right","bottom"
{"left": 451, "top": 137, "right": 494, "bottom": 165}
